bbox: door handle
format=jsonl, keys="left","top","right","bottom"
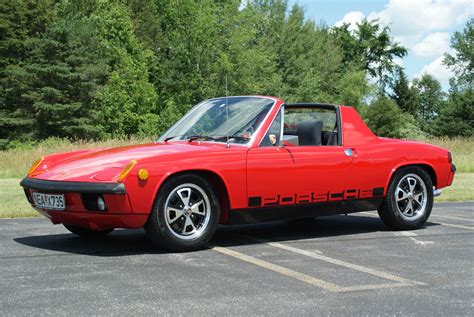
{"left": 344, "top": 148, "right": 356, "bottom": 157}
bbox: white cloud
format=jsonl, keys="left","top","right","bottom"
{"left": 333, "top": 1, "right": 473, "bottom": 49}
{"left": 415, "top": 55, "right": 454, "bottom": 82}
{"left": 335, "top": 11, "right": 365, "bottom": 31}
{"left": 393, "top": 58, "right": 404, "bottom": 67}
{"left": 366, "top": 0, "right": 474, "bottom": 48}
{"left": 412, "top": 32, "right": 451, "bottom": 57}
{"left": 367, "top": 0, "right": 473, "bottom": 32}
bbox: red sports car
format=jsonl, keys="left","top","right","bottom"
{"left": 21, "top": 96, "right": 456, "bottom": 251}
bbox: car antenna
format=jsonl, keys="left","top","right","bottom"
{"left": 225, "top": 74, "right": 230, "bottom": 148}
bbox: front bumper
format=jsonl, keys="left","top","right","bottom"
{"left": 20, "top": 178, "right": 147, "bottom": 229}
{"left": 20, "top": 177, "right": 125, "bottom": 194}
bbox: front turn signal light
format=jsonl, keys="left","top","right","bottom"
{"left": 28, "top": 157, "right": 44, "bottom": 176}
{"left": 137, "top": 168, "right": 149, "bottom": 181}
{"left": 117, "top": 160, "right": 137, "bottom": 183}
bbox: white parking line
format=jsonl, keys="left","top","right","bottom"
{"left": 393, "top": 231, "right": 417, "bottom": 237}
{"left": 393, "top": 231, "right": 435, "bottom": 245}
{"left": 409, "top": 238, "right": 435, "bottom": 246}
{"left": 212, "top": 246, "right": 413, "bottom": 292}
{"left": 339, "top": 282, "right": 407, "bottom": 292}
{"left": 212, "top": 246, "right": 341, "bottom": 292}
{"left": 431, "top": 214, "right": 474, "bottom": 222}
{"left": 435, "top": 222, "right": 474, "bottom": 230}
{"left": 360, "top": 211, "right": 474, "bottom": 231}
{"left": 245, "top": 236, "right": 424, "bottom": 286}
{"left": 265, "top": 240, "right": 323, "bottom": 254}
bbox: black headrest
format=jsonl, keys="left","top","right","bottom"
{"left": 322, "top": 131, "right": 338, "bottom": 145}
{"left": 296, "top": 119, "right": 322, "bottom": 146}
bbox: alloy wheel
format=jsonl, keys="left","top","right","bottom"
{"left": 164, "top": 183, "right": 211, "bottom": 240}
{"left": 394, "top": 173, "right": 428, "bottom": 221}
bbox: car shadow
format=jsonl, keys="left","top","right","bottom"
{"left": 14, "top": 228, "right": 163, "bottom": 256}
{"left": 14, "top": 214, "right": 441, "bottom": 256}
{"left": 213, "top": 214, "right": 440, "bottom": 247}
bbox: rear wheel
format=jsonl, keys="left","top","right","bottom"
{"left": 145, "top": 174, "right": 220, "bottom": 252}
{"left": 378, "top": 166, "right": 433, "bottom": 230}
{"left": 64, "top": 224, "right": 114, "bottom": 237}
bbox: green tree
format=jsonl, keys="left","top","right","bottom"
{"left": 444, "top": 18, "right": 473, "bottom": 88}
{"left": 1, "top": 0, "right": 159, "bottom": 144}
{"left": 335, "top": 69, "right": 370, "bottom": 109}
{"left": 154, "top": 0, "right": 282, "bottom": 112}
{"left": 412, "top": 74, "right": 445, "bottom": 126}
{"left": 364, "top": 96, "right": 423, "bottom": 139}
{"left": 433, "top": 19, "right": 473, "bottom": 137}
{"left": 0, "top": 0, "right": 55, "bottom": 68}
{"left": 390, "top": 68, "right": 419, "bottom": 116}
{"left": 2, "top": 0, "right": 460, "bottom": 145}
{"left": 432, "top": 86, "right": 473, "bottom": 137}
{"left": 364, "top": 96, "right": 406, "bottom": 138}
{"left": 333, "top": 20, "right": 407, "bottom": 91}
{"left": 87, "top": 0, "right": 158, "bottom": 138}
{"left": 0, "top": 0, "right": 56, "bottom": 146}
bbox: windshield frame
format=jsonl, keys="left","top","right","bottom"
{"left": 157, "top": 96, "right": 278, "bottom": 147}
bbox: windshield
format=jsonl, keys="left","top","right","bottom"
{"left": 158, "top": 97, "right": 275, "bottom": 144}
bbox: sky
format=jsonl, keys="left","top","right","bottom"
{"left": 286, "top": 0, "right": 474, "bottom": 90}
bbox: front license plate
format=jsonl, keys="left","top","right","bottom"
{"left": 32, "top": 193, "right": 66, "bottom": 210}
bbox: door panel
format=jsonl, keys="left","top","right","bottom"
{"left": 246, "top": 146, "right": 352, "bottom": 208}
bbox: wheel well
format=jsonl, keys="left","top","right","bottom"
{"left": 159, "top": 170, "right": 230, "bottom": 223}
{"left": 418, "top": 164, "right": 437, "bottom": 187}
{"left": 392, "top": 164, "right": 437, "bottom": 188}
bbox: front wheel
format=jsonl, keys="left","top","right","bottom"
{"left": 377, "top": 166, "right": 433, "bottom": 230}
{"left": 145, "top": 174, "right": 220, "bottom": 252}
{"left": 64, "top": 224, "right": 114, "bottom": 237}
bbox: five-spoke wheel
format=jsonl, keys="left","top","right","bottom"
{"left": 145, "top": 174, "right": 220, "bottom": 252}
{"left": 378, "top": 166, "right": 433, "bottom": 230}
{"left": 164, "top": 184, "right": 211, "bottom": 240}
{"left": 394, "top": 174, "right": 428, "bottom": 221}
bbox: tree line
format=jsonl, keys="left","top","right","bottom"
{"left": 0, "top": 0, "right": 472, "bottom": 149}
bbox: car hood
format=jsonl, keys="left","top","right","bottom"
{"left": 34, "top": 141, "right": 231, "bottom": 182}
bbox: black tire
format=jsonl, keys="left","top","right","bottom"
{"left": 144, "top": 174, "right": 220, "bottom": 252}
{"left": 377, "top": 166, "right": 433, "bottom": 230}
{"left": 64, "top": 224, "right": 114, "bottom": 237}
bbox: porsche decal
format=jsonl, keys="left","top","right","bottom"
{"left": 248, "top": 187, "right": 385, "bottom": 208}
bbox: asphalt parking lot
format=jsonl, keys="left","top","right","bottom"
{"left": 1, "top": 202, "right": 473, "bottom": 316}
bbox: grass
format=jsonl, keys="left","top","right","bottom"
{"left": 0, "top": 179, "right": 38, "bottom": 218}
{"left": 1, "top": 174, "right": 472, "bottom": 218}
{"left": 0, "top": 137, "right": 153, "bottom": 179}
{"left": 434, "top": 173, "right": 474, "bottom": 202}
{"left": 423, "top": 137, "right": 474, "bottom": 173}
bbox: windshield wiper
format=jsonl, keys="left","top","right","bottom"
{"left": 163, "top": 135, "right": 180, "bottom": 142}
{"left": 164, "top": 135, "right": 248, "bottom": 143}
{"left": 187, "top": 135, "right": 216, "bottom": 142}
{"left": 212, "top": 135, "right": 251, "bottom": 141}
{"left": 163, "top": 135, "right": 216, "bottom": 142}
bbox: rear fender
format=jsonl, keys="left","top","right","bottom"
{"left": 385, "top": 161, "right": 438, "bottom": 192}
